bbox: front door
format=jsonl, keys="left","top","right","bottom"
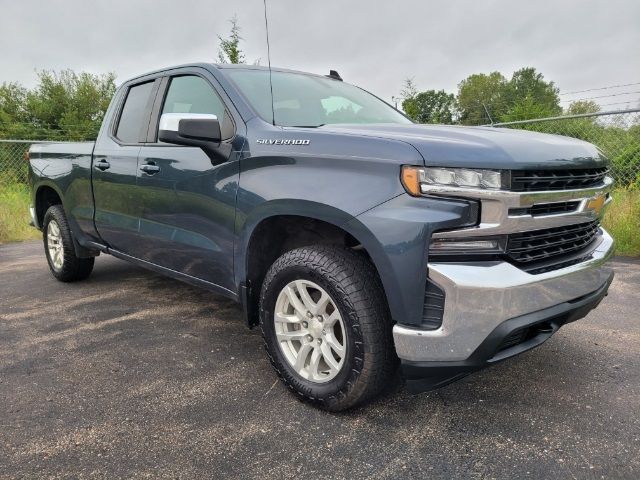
{"left": 136, "top": 73, "right": 240, "bottom": 291}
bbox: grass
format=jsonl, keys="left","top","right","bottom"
{"left": 602, "top": 189, "right": 640, "bottom": 257}
{"left": 0, "top": 179, "right": 639, "bottom": 256}
{"left": 0, "top": 182, "right": 40, "bottom": 244}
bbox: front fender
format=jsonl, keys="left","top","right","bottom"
{"left": 235, "top": 194, "right": 475, "bottom": 328}
{"left": 350, "top": 194, "right": 475, "bottom": 327}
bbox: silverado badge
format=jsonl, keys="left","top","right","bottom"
{"left": 257, "top": 139, "right": 310, "bottom": 145}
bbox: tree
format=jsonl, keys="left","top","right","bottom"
{"left": 402, "top": 90, "right": 457, "bottom": 124}
{"left": 456, "top": 68, "right": 562, "bottom": 124}
{"left": 567, "top": 100, "right": 600, "bottom": 115}
{"left": 217, "top": 15, "right": 245, "bottom": 64}
{"left": 456, "top": 72, "right": 508, "bottom": 125}
{"left": 0, "top": 70, "right": 116, "bottom": 140}
{"left": 501, "top": 67, "right": 561, "bottom": 121}
{"left": 400, "top": 78, "right": 418, "bottom": 101}
{"left": 0, "top": 83, "right": 30, "bottom": 138}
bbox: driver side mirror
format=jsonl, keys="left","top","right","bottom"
{"left": 158, "top": 113, "right": 223, "bottom": 162}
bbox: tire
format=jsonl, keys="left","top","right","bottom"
{"left": 42, "top": 205, "right": 95, "bottom": 282}
{"left": 260, "top": 245, "right": 397, "bottom": 411}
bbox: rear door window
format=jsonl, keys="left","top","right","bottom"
{"left": 115, "top": 81, "right": 155, "bottom": 143}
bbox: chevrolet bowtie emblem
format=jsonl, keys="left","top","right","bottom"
{"left": 586, "top": 193, "right": 606, "bottom": 215}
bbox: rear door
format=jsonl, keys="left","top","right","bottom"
{"left": 92, "top": 79, "right": 159, "bottom": 255}
{"left": 135, "top": 70, "right": 241, "bottom": 291}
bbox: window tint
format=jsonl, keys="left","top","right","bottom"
{"left": 116, "top": 81, "right": 155, "bottom": 143}
{"left": 161, "top": 76, "right": 226, "bottom": 123}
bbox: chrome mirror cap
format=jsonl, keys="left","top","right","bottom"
{"left": 158, "top": 113, "right": 218, "bottom": 132}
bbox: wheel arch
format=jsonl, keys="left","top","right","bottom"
{"left": 236, "top": 200, "right": 398, "bottom": 328}
{"left": 34, "top": 182, "right": 64, "bottom": 229}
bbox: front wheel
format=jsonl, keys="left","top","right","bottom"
{"left": 43, "top": 205, "right": 95, "bottom": 282}
{"left": 260, "top": 245, "right": 397, "bottom": 411}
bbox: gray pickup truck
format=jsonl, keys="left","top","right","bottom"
{"left": 28, "top": 63, "right": 614, "bottom": 410}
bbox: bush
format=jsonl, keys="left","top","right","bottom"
{"left": 0, "top": 181, "right": 40, "bottom": 243}
{"left": 602, "top": 189, "right": 640, "bottom": 257}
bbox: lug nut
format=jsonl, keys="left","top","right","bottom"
{"left": 306, "top": 311, "right": 313, "bottom": 318}
{"left": 316, "top": 339, "right": 322, "bottom": 345}
{"left": 317, "top": 315, "right": 323, "bottom": 322}
{"left": 306, "top": 335, "right": 313, "bottom": 342}
{"left": 302, "top": 321, "right": 308, "bottom": 328}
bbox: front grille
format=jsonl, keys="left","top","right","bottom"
{"left": 509, "top": 201, "right": 581, "bottom": 217}
{"left": 510, "top": 167, "right": 608, "bottom": 192}
{"left": 506, "top": 220, "right": 600, "bottom": 267}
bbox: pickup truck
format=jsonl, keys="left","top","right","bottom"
{"left": 28, "top": 63, "right": 614, "bottom": 411}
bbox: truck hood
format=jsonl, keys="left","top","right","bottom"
{"left": 316, "top": 124, "right": 606, "bottom": 170}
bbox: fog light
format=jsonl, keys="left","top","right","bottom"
{"left": 429, "top": 237, "right": 505, "bottom": 256}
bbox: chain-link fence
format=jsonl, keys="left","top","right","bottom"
{"left": 489, "top": 108, "right": 640, "bottom": 188}
{"left": 1, "top": 138, "right": 89, "bottom": 184}
{"left": 1, "top": 108, "right": 639, "bottom": 187}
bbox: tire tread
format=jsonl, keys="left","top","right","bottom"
{"left": 43, "top": 205, "right": 94, "bottom": 282}
{"left": 259, "top": 245, "right": 397, "bottom": 411}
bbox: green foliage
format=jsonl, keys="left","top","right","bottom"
{"left": 455, "top": 68, "right": 561, "bottom": 125}
{"left": 602, "top": 189, "right": 640, "bottom": 256}
{"left": 217, "top": 15, "right": 245, "bottom": 64}
{"left": 456, "top": 72, "right": 507, "bottom": 125}
{"left": 0, "top": 70, "right": 116, "bottom": 140}
{"left": 0, "top": 181, "right": 40, "bottom": 244}
{"left": 567, "top": 100, "right": 600, "bottom": 115}
{"left": 501, "top": 67, "right": 561, "bottom": 121}
{"left": 402, "top": 90, "right": 457, "bottom": 124}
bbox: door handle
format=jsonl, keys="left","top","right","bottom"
{"left": 94, "top": 160, "right": 110, "bottom": 171}
{"left": 140, "top": 163, "right": 161, "bottom": 174}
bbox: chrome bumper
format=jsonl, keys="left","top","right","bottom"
{"left": 393, "top": 228, "right": 615, "bottom": 362}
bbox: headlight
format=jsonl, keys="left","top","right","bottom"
{"left": 401, "top": 166, "right": 502, "bottom": 196}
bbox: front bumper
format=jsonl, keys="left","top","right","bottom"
{"left": 393, "top": 228, "right": 615, "bottom": 391}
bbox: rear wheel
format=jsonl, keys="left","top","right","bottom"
{"left": 260, "top": 245, "right": 397, "bottom": 411}
{"left": 43, "top": 205, "right": 94, "bottom": 282}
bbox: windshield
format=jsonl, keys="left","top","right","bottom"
{"left": 226, "top": 69, "right": 412, "bottom": 127}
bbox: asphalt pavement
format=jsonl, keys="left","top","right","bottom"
{"left": 1, "top": 241, "right": 638, "bottom": 479}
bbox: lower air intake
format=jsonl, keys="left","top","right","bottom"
{"left": 422, "top": 278, "right": 445, "bottom": 329}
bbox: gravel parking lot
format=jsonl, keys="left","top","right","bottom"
{"left": 1, "top": 241, "right": 639, "bottom": 479}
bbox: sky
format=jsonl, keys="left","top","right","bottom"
{"left": 1, "top": 0, "right": 639, "bottom": 110}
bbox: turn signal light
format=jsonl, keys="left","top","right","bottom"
{"left": 400, "top": 166, "right": 422, "bottom": 196}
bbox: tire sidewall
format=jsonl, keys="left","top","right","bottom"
{"left": 42, "top": 205, "right": 94, "bottom": 282}
{"left": 261, "top": 263, "right": 365, "bottom": 403}
{"left": 43, "top": 207, "right": 67, "bottom": 276}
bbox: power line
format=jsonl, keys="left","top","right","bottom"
{"left": 560, "top": 90, "right": 640, "bottom": 102}
{"left": 595, "top": 99, "right": 640, "bottom": 108}
{"left": 559, "top": 82, "right": 640, "bottom": 96}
